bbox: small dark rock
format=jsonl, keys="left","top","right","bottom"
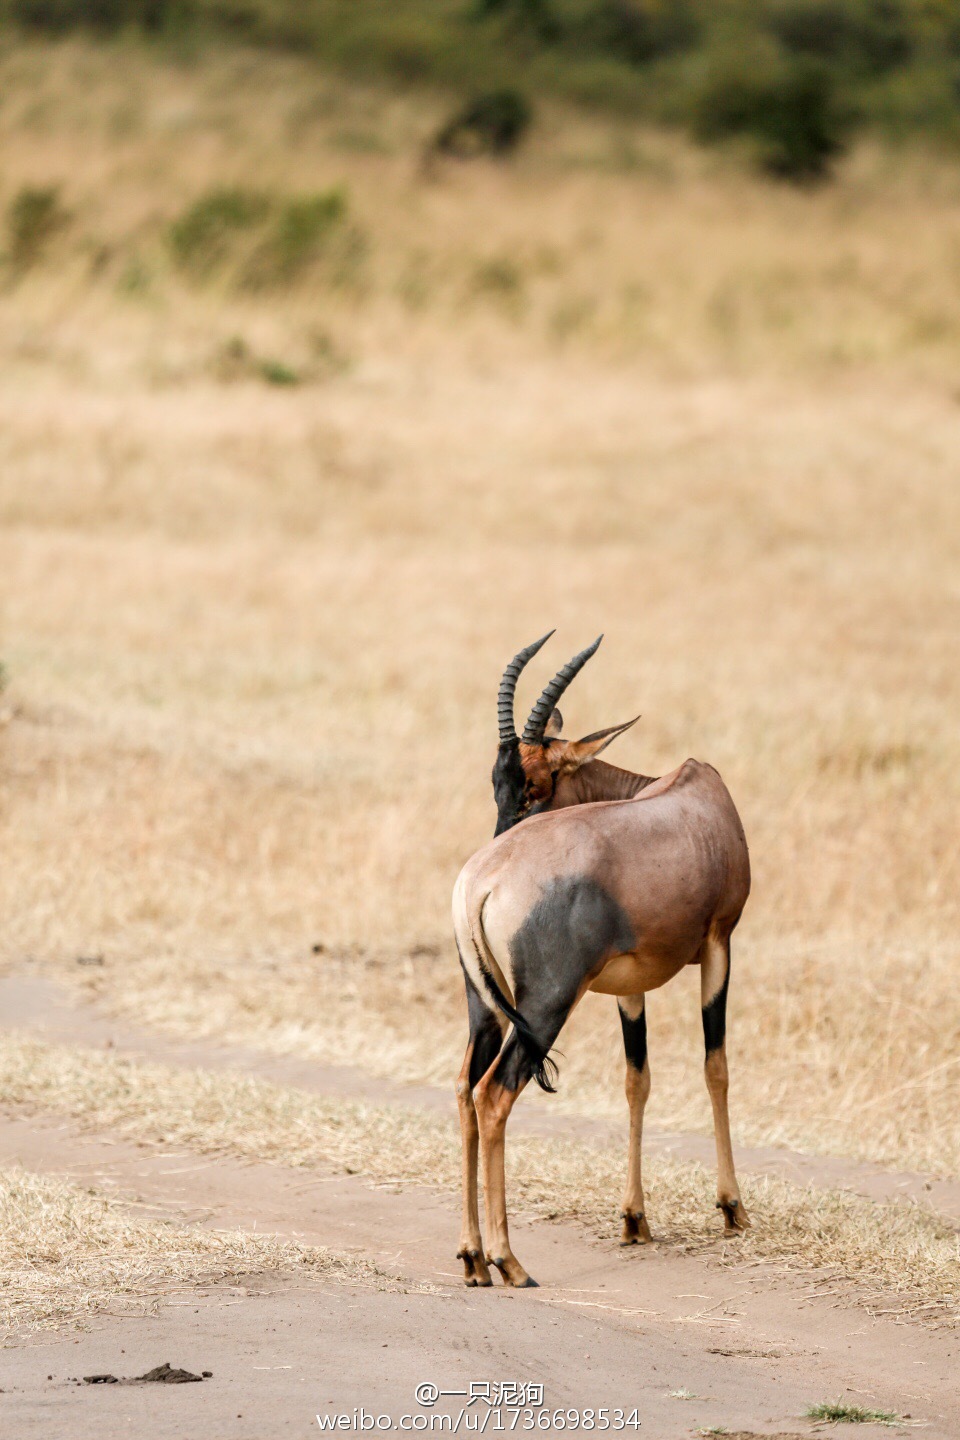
{"left": 76, "top": 954, "right": 104, "bottom": 966}
{"left": 83, "top": 1374, "right": 119, "bottom": 1385}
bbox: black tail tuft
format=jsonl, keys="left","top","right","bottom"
{"left": 477, "top": 964, "right": 558, "bottom": 1093}
{"left": 530, "top": 1050, "right": 559, "bottom": 1094}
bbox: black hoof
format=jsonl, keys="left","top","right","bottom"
{"left": 620, "top": 1210, "right": 652, "bottom": 1245}
{"left": 716, "top": 1197, "right": 747, "bottom": 1233}
{"left": 459, "top": 1247, "right": 494, "bottom": 1286}
{"left": 489, "top": 1257, "right": 537, "bottom": 1288}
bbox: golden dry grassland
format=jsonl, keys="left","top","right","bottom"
{"left": 1, "top": 41, "right": 959, "bottom": 1186}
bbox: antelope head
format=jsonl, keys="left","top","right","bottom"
{"left": 492, "top": 632, "right": 639, "bottom": 835}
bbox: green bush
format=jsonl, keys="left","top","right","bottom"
{"left": 435, "top": 89, "right": 533, "bottom": 157}
{"left": 472, "top": 0, "right": 560, "bottom": 45}
{"left": 7, "top": 185, "right": 70, "bottom": 269}
{"left": 571, "top": 0, "right": 700, "bottom": 65}
{"left": 769, "top": 0, "right": 914, "bottom": 77}
{"left": 258, "top": 357, "right": 300, "bottom": 385}
{"left": 10, "top": 0, "right": 190, "bottom": 31}
{"left": 268, "top": 190, "right": 346, "bottom": 277}
{"left": 473, "top": 0, "right": 697, "bottom": 61}
{"left": 692, "top": 48, "right": 849, "bottom": 181}
{"left": 168, "top": 187, "right": 270, "bottom": 276}
{"left": 241, "top": 187, "right": 348, "bottom": 287}
{"left": 169, "top": 184, "right": 351, "bottom": 287}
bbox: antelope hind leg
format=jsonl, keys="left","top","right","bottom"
{"left": 455, "top": 1052, "right": 493, "bottom": 1288}
{"left": 455, "top": 986, "right": 503, "bottom": 1286}
{"left": 701, "top": 935, "right": 750, "bottom": 1234}
{"left": 474, "top": 1053, "right": 536, "bottom": 1288}
{"left": 618, "top": 994, "right": 653, "bottom": 1245}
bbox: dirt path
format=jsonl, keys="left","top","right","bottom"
{"left": 2, "top": 1113, "right": 955, "bottom": 1439}
{"left": 1, "top": 970, "right": 958, "bottom": 1438}
{"left": 4, "top": 970, "right": 958, "bottom": 1223}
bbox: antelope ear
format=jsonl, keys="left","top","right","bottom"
{"left": 544, "top": 707, "right": 563, "bottom": 739}
{"left": 559, "top": 716, "right": 640, "bottom": 770}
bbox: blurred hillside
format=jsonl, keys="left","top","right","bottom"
{"left": 4, "top": 2, "right": 960, "bottom": 178}
{"left": 5, "top": 34, "right": 960, "bottom": 390}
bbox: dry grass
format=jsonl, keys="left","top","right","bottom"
{"left": 1, "top": 1033, "right": 957, "bottom": 1325}
{"left": 806, "top": 1400, "right": 900, "bottom": 1425}
{"left": 0, "top": 1162, "right": 397, "bottom": 1340}
{"left": 1, "top": 40, "right": 959, "bottom": 1183}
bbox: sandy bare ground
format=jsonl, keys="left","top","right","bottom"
{"left": 2, "top": 1113, "right": 956, "bottom": 1439}
{"left": 0, "top": 974, "right": 958, "bottom": 1438}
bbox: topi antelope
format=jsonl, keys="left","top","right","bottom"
{"left": 452, "top": 633, "right": 751, "bottom": 1288}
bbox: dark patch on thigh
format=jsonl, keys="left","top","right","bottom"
{"left": 701, "top": 963, "right": 730, "bottom": 1054}
{"left": 509, "top": 875, "right": 635, "bottom": 1051}
{"left": 618, "top": 1003, "right": 647, "bottom": 1073}
{"left": 460, "top": 954, "right": 504, "bottom": 1086}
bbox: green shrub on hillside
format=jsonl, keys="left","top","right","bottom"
{"left": 265, "top": 190, "right": 346, "bottom": 278}
{"left": 169, "top": 184, "right": 350, "bottom": 287}
{"left": 435, "top": 89, "right": 533, "bottom": 156}
{"left": 472, "top": 0, "right": 560, "bottom": 44}
{"left": 691, "top": 44, "right": 850, "bottom": 180}
{"left": 568, "top": 0, "right": 700, "bottom": 64}
{"left": 241, "top": 188, "right": 349, "bottom": 288}
{"left": 10, "top": 0, "right": 182, "bottom": 30}
{"left": 769, "top": 0, "right": 914, "bottom": 76}
{"left": 168, "top": 187, "right": 270, "bottom": 277}
{"left": 6, "top": 185, "right": 70, "bottom": 270}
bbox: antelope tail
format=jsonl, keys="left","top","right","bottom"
{"left": 466, "top": 891, "right": 558, "bottom": 1094}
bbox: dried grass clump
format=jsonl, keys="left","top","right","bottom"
{"left": 0, "top": 1163, "right": 398, "bottom": 1340}
{"left": 1, "top": 1034, "right": 957, "bottom": 1325}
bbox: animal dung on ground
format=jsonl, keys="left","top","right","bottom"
{"left": 82, "top": 1362, "right": 210, "bottom": 1385}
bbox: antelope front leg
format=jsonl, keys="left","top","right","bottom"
{"left": 617, "top": 994, "right": 653, "bottom": 1244}
{"left": 474, "top": 1066, "right": 535, "bottom": 1287}
{"left": 701, "top": 935, "right": 750, "bottom": 1235}
{"left": 455, "top": 1043, "right": 492, "bottom": 1287}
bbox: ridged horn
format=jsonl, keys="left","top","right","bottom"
{"left": 521, "top": 635, "right": 603, "bottom": 745}
{"left": 497, "top": 631, "right": 555, "bottom": 744}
